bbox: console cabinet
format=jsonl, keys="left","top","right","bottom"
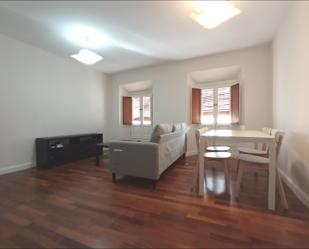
{"left": 36, "top": 133, "right": 103, "bottom": 167}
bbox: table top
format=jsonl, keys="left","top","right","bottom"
{"left": 201, "top": 129, "right": 275, "bottom": 140}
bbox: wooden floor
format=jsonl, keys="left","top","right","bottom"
{"left": 0, "top": 156, "right": 309, "bottom": 248}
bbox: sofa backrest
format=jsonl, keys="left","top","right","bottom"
{"left": 173, "top": 123, "right": 187, "bottom": 132}
{"left": 159, "top": 129, "right": 186, "bottom": 143}
{"left": 150, "top": 122, "right": 188, "bottom": 143}
{"left": 149, "top": 124, "right": 174, "bottom": 143}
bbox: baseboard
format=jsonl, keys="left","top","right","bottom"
{"left": 278, "top": 169, "right": 309, "bottom": 209}
{"left": 186, "top": 150, "right": 197, "bottom": 157}
{"left": 0, "top": 162, "right": 35, "bottom": 175}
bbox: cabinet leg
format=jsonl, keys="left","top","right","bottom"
{"left": 152, "top": 180, "right": 157, "bottom": 190}
{"left": 96, "top": 147, "right": 100, "bottom": 166}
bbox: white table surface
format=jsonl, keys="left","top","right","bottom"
{"left": 198, "top": 129, "right": 276, "bottom": 210}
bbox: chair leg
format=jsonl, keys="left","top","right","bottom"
{"left": 235, "top": 162, "right": 244, "bottom": 199}
{"left": 276, "top": 170, "right": 288, "bottom": 210}
{"left": 236, "top": 159, "right": 240, "bottom": 176}
{"left": 224, "top": 159, "right": 230, "bottom": 193}
{"left": 236, "top": 159, "right": 243, "bottom": 189}
{"left": 112, "top": 173, "right": 116, "bottom": 183}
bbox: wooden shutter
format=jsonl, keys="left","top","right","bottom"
{"left": 231, "top": 83, "right": 240, "bottom": 124}
{"left": 123, "top": 96, "right": 132, "bottom": 125}
{"left": 192, "top": 88, "right": 201, "bottom": 124}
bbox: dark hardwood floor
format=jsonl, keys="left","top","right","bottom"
{"left": 0, "top": 156, "right": 309, "bottom": 248}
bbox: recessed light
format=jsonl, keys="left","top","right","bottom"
{"left": 191, "top": 1, "right": 241, "bottom": 30}
{"left": 71, "top": 49, "right": 103, "bottom": 65}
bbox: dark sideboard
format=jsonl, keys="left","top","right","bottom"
{"left": 36, "top": 133, "right": 103, "bottom": 167}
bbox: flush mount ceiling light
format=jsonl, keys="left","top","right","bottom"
{"left": 71, "top": 49, "right": 103, "bottom": 65}
{"left": 67, "top": 25, "right": 107, "bottom": 49}
{"left": 191, "top": 1, "right": 241, "bottom": 30}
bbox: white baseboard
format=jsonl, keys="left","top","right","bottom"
{"left": 0, "top": 162, "right": 35, "bottom": 175}
{"left": 278, "top": 169, "right": 309, "bottom": 209}
{"left": 186, "top": 150, "right": 197, "bottom": 157}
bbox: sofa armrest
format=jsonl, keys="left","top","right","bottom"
{"left": 108, "top": 140, "right": 160, "bottom": 180}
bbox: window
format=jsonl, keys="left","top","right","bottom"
{"left": 142, "top": 96, "right": 151, "bottom": 125}
{"left": 132, "top": 97, "right": 141, "bottom": 125}
{"left": 132, "top": 95, "right": 152, "bottom": 126}
{"left": 201, "top": 86, "right": 232, "bottom": 125}
{"left": 192, "top": 83, "right": 239, "bottom": 125}
{"left": 217, "top": 87, "right": 232, "bottom": 124}
{"left": 123, "top": 95, "right": 152, "bottom": 125}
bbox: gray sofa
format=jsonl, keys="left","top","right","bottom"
{"left": 108, "top": 123, "right": 188, "bottom": 188}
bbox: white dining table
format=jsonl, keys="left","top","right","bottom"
{"left": 198, "top": 129, "right": 276, "bottom": 210}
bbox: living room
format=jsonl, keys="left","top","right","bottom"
{"left": 0, "top": 1, "right": 309, "bottom": 248}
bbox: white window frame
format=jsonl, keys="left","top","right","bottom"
{"left": 131, "top": 92, "right": 153, "bottom": 126}
{"left": 200, "top": 81, "right": 237, "bottom": 127}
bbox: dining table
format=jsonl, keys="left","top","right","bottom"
{"left": 198, "top": 129, "right": 277, "bottom": 210}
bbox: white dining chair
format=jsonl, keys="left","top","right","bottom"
{"left": 237, "top": 127, "right": 272, "bottom": 156}
{"left": 194, "top": 128, "right": 231, "bottom": 193}
{"left": 235, "top": 130, "right": 288, "bottom": 209}
{"left": 197, "top": 126, "right": 231, "bottom": 152}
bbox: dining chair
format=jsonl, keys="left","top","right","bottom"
{"left": 193, "top": 128, "right": 232, "bottom": 194}
{"left": 197, "top": 126, "right": 231, "bottom": 152}
{"left": 237, "top": 127, "right": 272, "bottom": 156}
{"left": 235, "top": 130, "right": 288, "bottom": 209}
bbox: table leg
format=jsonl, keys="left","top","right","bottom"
{"left": 198, "top": 138, "right": 205, "bottom": 196}
{"left": 268, "top": 141, "right": 276, "bottom": 210}
{"left": 96, "top": 146, "right": 100, "bottom": 166}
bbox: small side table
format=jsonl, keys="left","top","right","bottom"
{"left": 96, "top": 143, "right": 109, "bottom": 166}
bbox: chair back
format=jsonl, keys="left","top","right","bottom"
{"left": 271, "top": 129, "right": 284, "bottom": 160}
{"left": 193, "top": 126, "right": 208, "bottom": 194}
{"left": 261, "top": 127, "right": 272, "bottom": 151}
{"left": 195, "top": 126, "right": 208, "bottom": 153}
{"left": 262, "top": 127, "right": 272, "bottom": 135}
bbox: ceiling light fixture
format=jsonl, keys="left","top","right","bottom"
{"left": 191, "top": 1, "right": 241, "bottom": 30}
{"left": 71, "top": 49, "right": 103, "bottom": 65}
{"left": 67, "top": 25, "right": 107, "bottom": 49}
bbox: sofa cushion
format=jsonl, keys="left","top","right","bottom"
{"left": 150, "top": 124, "right": 173, "bottom": 143}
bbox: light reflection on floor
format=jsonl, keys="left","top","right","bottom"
{"left": 205, "top": 169, "right": 226, "bottom": 194}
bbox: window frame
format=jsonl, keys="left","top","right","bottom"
{"left": 131, "top": 93, "right": 153, "bottom": 126}
{"left": 200, "top": 81, "right": 237, "bottom": 126}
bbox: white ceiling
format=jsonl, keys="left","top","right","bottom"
{"left": 0, "top": 1, "right": 291, "bottom": 74}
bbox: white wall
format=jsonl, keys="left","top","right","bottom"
{"left": 273, "top": 2, "right": 309, "bottom": 207}
{"left": 0, "top": 33, "right": 110, "bottom": 174}
{"left": 110, "top": 44, "right": 273, "bottom": 155}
